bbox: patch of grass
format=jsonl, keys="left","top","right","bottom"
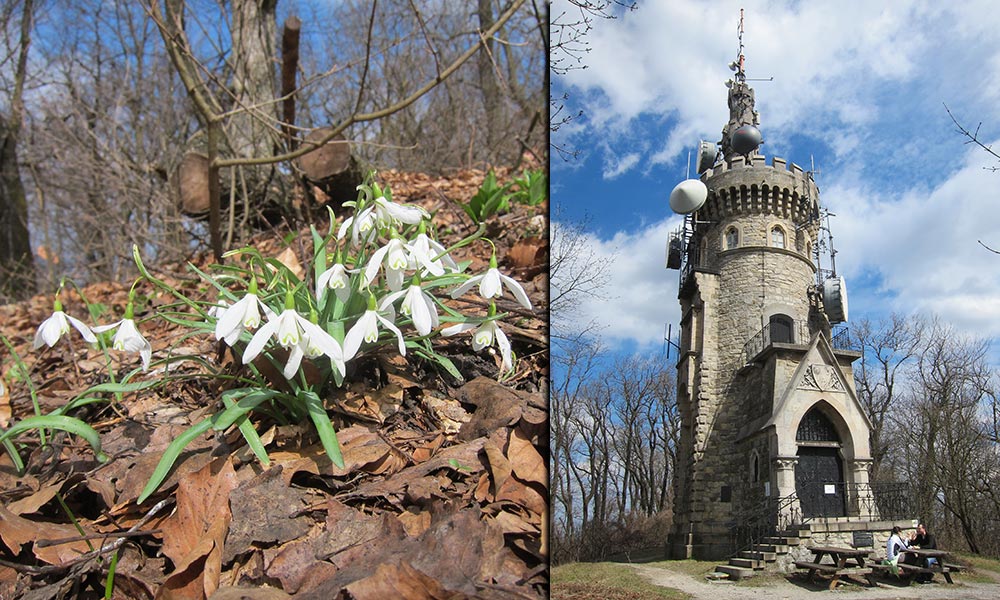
{"left": 949, "top": 552, "right": 1000, "bottom": 583}
{"left": 552, "top": 562, "right": 690, "bottom": 600}
{"left": 645, "top": 559, "right": 717, "bottom": 580}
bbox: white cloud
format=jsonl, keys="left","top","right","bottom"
{"left": 553, "top": 217, "right": 684, "bottom": 347}
{"left": 818, "top": 141, "right": 1000, "bottom": 336}
{"left": 602, "top": 152, "right": 640, "bottom": 179}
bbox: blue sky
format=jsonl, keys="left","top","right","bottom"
{"left": 551, "top": 0, "right": 1000, "bottom": 356}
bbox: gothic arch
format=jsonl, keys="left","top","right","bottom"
{"left": 790, "top": 400, "right": 856, "bottom": 458}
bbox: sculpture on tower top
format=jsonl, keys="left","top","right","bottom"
{"left": 720, "top": 8, "right": 762, "bottom": 160}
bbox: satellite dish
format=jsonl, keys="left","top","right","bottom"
{"left": 822, "top": 276, "right": 849, "bottom": 324}
{"left": 695, "top": 140, "right": 717, "bottom": 174}
{"left": 669, "top": 179, "right": 708, "bottom": 214}
{"left": 731, "top": 124, "right": 762, "bottom": 155}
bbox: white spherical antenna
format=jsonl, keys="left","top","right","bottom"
{"left": 822, "top": 276, "right": 849, "bottom": 324}
{"left": 669, "top": 179, "right": 708, "bottom": 214}
{"left": 695, "top": 140, "right": 717, "bottom": 174}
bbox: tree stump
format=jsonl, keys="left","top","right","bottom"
{"left": 296, "top": 128, "right": 363, "bottom": 207}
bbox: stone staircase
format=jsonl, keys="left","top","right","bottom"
{"left": 713, "top": 525, "right": 812, "bottom": 581}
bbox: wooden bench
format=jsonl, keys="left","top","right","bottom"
{"left": 794, "top": 561, "right": 873, "bottom": 590}
{"left": 893, "top": 561, "right": 959, "bottom": 584}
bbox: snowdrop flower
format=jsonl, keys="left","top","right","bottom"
{"left": 282, "top": 317, "right": 347, "bottom": 380}
{"left": 442, "top": 318, "right": 512, "bottom": 372}
{"left": 93, "top": 304, "right": 152, "bottom": 370}
{"left": 316, "top": 262, "right": 353, "bottom": 303}
{"left": 372, "top": 195, "right": 428, "bottom": 228}
{"left": 380, "top": 280, "right": 439, "bottom": 336}
{"left": 213, "top": 280, "right": 273, "bottom": 346}
{"left": 242, "top": 293, "right": 346, "bottom": 379}
{"left": 363, "top": 237, "right": 409, "bottom": 291}
{"left": 449, "top": 255, "right": 531, "bottom": 310}
{"left": 406, "top": 231, "right": 457, "bottom": 276}
{"left": 337, "top": 206, "right": 377, "bottom": 247}
{"left": 343, "top": 295, "right": 406, "bottom": 360}
{"left": 33, "top": 300, "right": 98, "bottom": 349}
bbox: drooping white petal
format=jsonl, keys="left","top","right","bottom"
{"left": 65, "top": 314, "right": 97, "bottom": 344}
{"left": 215, "top": 295, "right": 249, "bottom": 341}
{"left": 113, "top": 319, "right": 152, "bottom": 370}
{"left": 34, "top": 312, "right": 68, "bottom": 349}
{"left": 343, "top": 311, "right": 378, "bottom": 360}
{"left": 441, "top": 322, "right": 477, "bottom": 337}
{"left": 376, "top": 312, "right": 406, "bottom": 355}
{"left": 91, "top": 320, "right": 122, "bottom": 334}
{"left": 242, "top": 319, "right": 279, "bottom": 364}
{"left": 403, "top": 285, "right": 435, "bottom": 336}
{"left": 479, "top": 268, "right": 502, "bottom": 299}
{"left": 500, "top": 272, "right": 533, "bottom": 310}
{"left": 378, "top": 289, "right": 406, "bottom": 312}
{"left": 494, "top": 323, "right": 512, "bottom": 371}
{"left": 449, "top": 274, "right": 484, "bottom": 299}
{"left": 363, "top": 244, "right": 391, "bottom": 287}
{"left": 283, "top": 343, "right": 305, "bottom": 379}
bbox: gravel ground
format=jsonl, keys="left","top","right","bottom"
{"left": 631, "top": 563, "right": 1000, "bottom": 600}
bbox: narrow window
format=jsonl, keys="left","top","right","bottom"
{"left": 771, "top": 225, "right": 786, "bottom": 248}
{"left": 725, "top": 227, "right": 739, "bottom": 249}
{"left": 806, "top": 241, "right": 812, "bottom": 261}
{"left": 769, "top": 313, "right": 794, "bottom": 344}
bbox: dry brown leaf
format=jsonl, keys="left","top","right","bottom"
{"left": 208, "top": 586, "right": 291, "bottom": 600}
{"left": 478, "top": 440, "right": 511, "bottom": 503}
{"left": 397, "top": 510, "right": 431, "bottom": 537}
{"left": 490, "top": 509, "right": 538, "bottom": 536}
{"left": 507, "top": 426, "right": 545, "bottom": 487}
{"left": 507, "top": 236, "right": 546, "bottom": 271}
{"left": 342, "top": 561, "right": 458, "bottom": 600}
{"left": 158, "top": 457, "right": 238, "bottom": 599}
{"left": 272, "top": 247, "right": 304, "bottom": 280}
{"left": 411, "top": 433, "right": 444, "bottom": 464}
{"left": 0, "top": 505, "right": 94, "bottom": 566}
{"left": 6, "top": 480, "right": 63, "bottom": 516}
{"left": 0, "top": 375, "right": 10, "bottom": 428}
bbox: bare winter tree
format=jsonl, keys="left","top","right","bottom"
{"left": 851, "top": 314, "right": 924, "bottom": 481}
{"left": 0, "top": 0, "right": 35, "bottom": 300}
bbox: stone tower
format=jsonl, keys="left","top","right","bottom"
{"left": 665, "top": 53, "right": 874, "bottom": 560}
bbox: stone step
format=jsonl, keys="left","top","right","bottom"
{"left": 762, "top": 536, "right": 800, "bottom": 546}
{"left": 783, "top": 526, "right": 812, "bottom": 538}
{"left": 705, "top": 571, "right": 730, "bottom": 581}
{"left": 753, "top": 543, "right": 789, "bottom": 554}
{"left": 729, "top": 557, "right": 765, "bottom": 569}
{"left": 715, "top": 565, "right": 756, "bottom": 581}
{"left": 740, "top": 550, "right": 777, "bottom": 561}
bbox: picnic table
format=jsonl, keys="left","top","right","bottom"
{"left": 794, "top": 545, "right": 877, "bottom": 590}
{"left": 897, "top": 548, "right": 961, "bottom": 584}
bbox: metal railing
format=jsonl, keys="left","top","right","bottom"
{"left": 729, "top": 481, "right": 912, "bottom": 557}
{"left": 743, "top": 320, "right": 856, "bottom": 364}
{"left": 743, "top": 319, "right": 810, "bottom": 363}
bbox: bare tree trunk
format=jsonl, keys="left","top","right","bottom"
{"left": 477, "top": 0, "right": 501, "bottom": 158}
{"left": 0, "top": 0, "right": 35, "bottom": 300}
{"left": 230, "top": 0, "right": 279, "bottom": 204}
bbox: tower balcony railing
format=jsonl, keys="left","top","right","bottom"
{"left": 743, "top": 319, "right": 856, "bottom": 364}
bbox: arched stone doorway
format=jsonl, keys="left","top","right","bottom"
{"left": 794, "top": 406, "right": 846, "bottom": 518}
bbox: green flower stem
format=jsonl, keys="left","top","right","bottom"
{"left": 1, "top": 335, "right": 44, "bottom": 445}
{"left": 434, "top": 222, "right": 487, "bottom": 263}
{"left": 0, "top": 415, "right": 109, "bottom": 463}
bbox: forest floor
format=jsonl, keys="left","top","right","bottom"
{"left": 0, "top": 164, "right": 548, "bottom": 599}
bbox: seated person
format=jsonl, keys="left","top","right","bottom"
{"left": 886, "top": 526, "right": 908, "bottom": 563}
{"left": 884, "top": 526, "right": 909, "bottom": 575}
{"left": 908, "top": 523, "right": 937, "bottom": 583}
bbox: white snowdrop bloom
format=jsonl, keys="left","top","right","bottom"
{"left": 406, "top": 232, "right": 457, "bottom": 276}
{"left": 450, "top": 266, "right": 531, "bottom": 310}
{"left": 363, "top": 238, "right": 410, "bottom": 291}
{"left": 380, "top": 282, "right": 439, "bottom": 336}
{"left": 343, "top": 306, "right": 406, "bottom": 360}
{"left": 33, "top": 308, "right": 97, "bottom": 349}
{"left": 213, "top": 292, "right": 273, "bottom": 346}
{"left": 93, "top": 318, "right": 152, "bottom": 371}
{"left": 442, "top": 319, "right": 512, "bottom": 372}
{"left": 316, "top": 263, "right": 353, "bottom": 303}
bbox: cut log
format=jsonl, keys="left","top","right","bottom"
{"left": 176, "top": 152, "right": 211, "bottom": 216}
{"left": 295, "top": 128, "right": 363, "bottom": 205}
